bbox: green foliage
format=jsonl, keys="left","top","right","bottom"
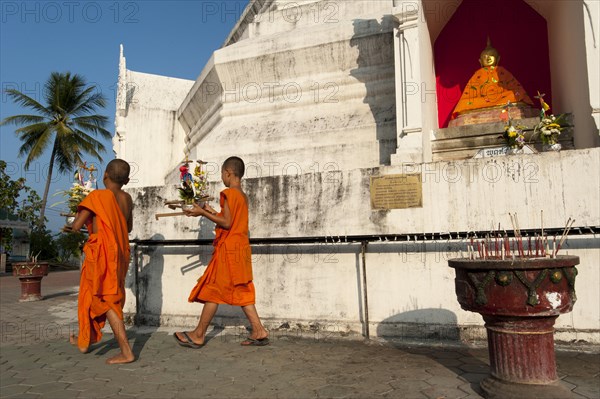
{"left": 15, "top": 190, "right": 44, "bottom": 227}
{"left": 177, "top": 184, "right": 196, "bottom": 202}
{"left": 54, "top": 231, "right": 86, "bottom": 264}
{"left": 0, "top": 160, "right": 26, "bottom": 212}
{"left": 1, "top": 161, "right": 84, "bottom": 263}
{"left": 28, "top": 229, "right": 58, "bottom": 261}
{"left": 0, "top": 160, "right": 45, "bottom": 252}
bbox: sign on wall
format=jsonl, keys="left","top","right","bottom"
{"left": 473, "top": 145, "right": 536, "bottom": 158}
{"left": 370, "top": 174, "right": 423, "bottom": 210}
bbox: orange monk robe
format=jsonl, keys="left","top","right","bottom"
{"left": 452, "top": 66, "right": 534, "bottom": 119}
{"left": 189, "top": 188, "right": 255, "bottom": 306}
{"left": 77, "top": 190, "right": 130, "bottom": 349}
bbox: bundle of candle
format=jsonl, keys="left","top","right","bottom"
{"left": 464, "top": 212, "right": 575, "bottom": 260}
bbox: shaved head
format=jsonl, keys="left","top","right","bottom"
{"left": 106, "top": 159, "right": 130, "bottom": 185}
{"left": 222, "top": 156, "right": 245, "bottom": 178}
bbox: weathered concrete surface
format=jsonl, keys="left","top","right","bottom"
{"left": 131, "top": 149, "right": 600, "bottom": 239}
{"left": 125, "top": 149, "right": 600, "bottom": 343}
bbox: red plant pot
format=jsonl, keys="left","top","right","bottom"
{"left": 12, "top": 261, "right": 50, "bottom": 302}
{"left": 449, "top": 255, "right": 579, "bottom": 399}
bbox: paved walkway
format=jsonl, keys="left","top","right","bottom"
{"left": 1, "top": 270, "right": 598, "bottom": 399}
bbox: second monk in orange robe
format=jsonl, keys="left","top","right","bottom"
{"left": 67, "top": 159, "right": 135, "bottom": 364}
{"left": 187, "top": 187, "right": 254, "bottom": 306}
{"left": 174, "top": 156, "right": 269, "bottom": 348}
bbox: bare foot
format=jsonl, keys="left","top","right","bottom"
{"left": 69, "top": 334, "right": 89, "bottom": 353}
{"left": 105, "top": 352, "right": 135, "bottom": 365}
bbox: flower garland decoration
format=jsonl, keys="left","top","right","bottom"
{"left": 54, "top": 163, "right": 96, "bottom": 215}
{"left": 532, "top": 91, "right": 568, "bottom": 149}
{"left": 177, "top": 159, "right": 209, "bottom": 204}
{"left": 501, "top": 101, "right": 526, "bottom": 150}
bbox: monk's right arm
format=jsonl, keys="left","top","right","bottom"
{"left": 126, "top": 193, "right": 133, "bottom": 233}
{"left": 66, "top": 208, "right": 92, "bottom": 232}
{"left": 185, "top": 199, "right": 232, "bottom": 230}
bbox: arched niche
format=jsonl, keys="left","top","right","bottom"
{"left": 420, "top": 0, "right": 597, "bottom": 148}
{"left": 433, "top": 0, "right": 550, "bottom": 129}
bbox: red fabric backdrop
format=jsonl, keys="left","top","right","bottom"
{"left": 434, "top": 0, "right": 551, "bottom": 128}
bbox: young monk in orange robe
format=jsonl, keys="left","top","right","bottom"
{"left": 65, "top": 159, "right": 135, "bottom": 364}
{"left": 174, "top": 156, "right": 269, "bottom": 348}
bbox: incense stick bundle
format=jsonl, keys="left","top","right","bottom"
{"left": 555, "top": 218, "right": 575, "bottom": 256}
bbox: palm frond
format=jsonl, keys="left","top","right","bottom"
{"left": 72, "top": 114, "right": 109, "bottom": 126}
{"left": 53, "top": 148, "right": 77, "bottom": 173}
{"left": 54, "top": 134, "right": 79, "bottom": 172}
{"left": 71, "top": 129, "right": 107, "bottom": 157}
{"left": 54, "top": 128, "right": 95, "bottom": 172}
{"left": 20, "top": 126, "right": 54, "bottom": 170}
{"left": 2, "top": 90, "right": 52, "bottom": 118}
{"left": 17, "top": 135, "right": 44, "bottom": 158}
{"left": 72, "top": 117, "right": 112, "bottom": 139}
{"left": 45, "top": 72, "right": 85, "bottom": 114}
{"left": 1, "top": 114, "right": 46, "bottom": 127}
{"left": 70, "top": 87, "right": 105, "bottom": 115}
{"left": 15, "top": 122, "right": 52, "bottom": 137}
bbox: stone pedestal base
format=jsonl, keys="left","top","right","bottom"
{"left": 449, "top": 103, "right": 538, "bottom": 127}
{"left": 481, "top": 315, "right": 573, "bottom": 399}
{"left": 481, "top": 376, "right": 574, "bottom": 399}
{"left": 17, "top": 277, "right": 45, "bottom": 301}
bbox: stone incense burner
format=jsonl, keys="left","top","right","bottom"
{"left": 449, "top": 255, "right": 579, "bottom": 399}
{"left": 12, "top": 261, "right": 50, "bottom": 302}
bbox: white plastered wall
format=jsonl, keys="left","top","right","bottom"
{"left": 114, "top": 65, "right": 194, "bottom": 188}
{"left": 124, "top": 149, "right": 600, "bottom": 343}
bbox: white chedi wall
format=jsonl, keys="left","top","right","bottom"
{"left": 114, "top": 68, "right": 194, "bottom": 188}
{"left": 124, "top": 149, "right": 600, "bottom": 343}
{"left": 115, "top": 0, "right": 600, "bottom": 343}
{"left": 175, "top": 1, "right": 398, "bottom": 184}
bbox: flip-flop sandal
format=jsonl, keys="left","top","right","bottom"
{"left": 241, "top": 337, "right": 269, "bottom": 346}
{"left": 173, "top": 332, "right": 203, "bottom": 349}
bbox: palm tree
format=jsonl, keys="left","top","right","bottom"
{"left": 1, "top": 72, "right": 111, "bottom": 228}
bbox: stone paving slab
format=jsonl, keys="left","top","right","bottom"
{"left": 1, "top": 271, "right": 599, "bottom": 399}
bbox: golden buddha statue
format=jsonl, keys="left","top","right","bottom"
{"left": 449, "top": 38, "right": 536, "bottom": 127}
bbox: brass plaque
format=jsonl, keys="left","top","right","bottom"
{"left": 370, "top": 174, "right": 422, "bottom": 209}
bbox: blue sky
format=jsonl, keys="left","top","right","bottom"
{"left": 1, "top": 0, "right": 248, "bottom": 232}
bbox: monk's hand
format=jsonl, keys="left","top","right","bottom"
{"left": 184, "top": 203, "right": 205, "bottom": 217}
{"left": 62, "top": 225, "right": 74, "bottom": 233}
{"left": 202, "top": 203, "right": 217, "bottom": 215}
